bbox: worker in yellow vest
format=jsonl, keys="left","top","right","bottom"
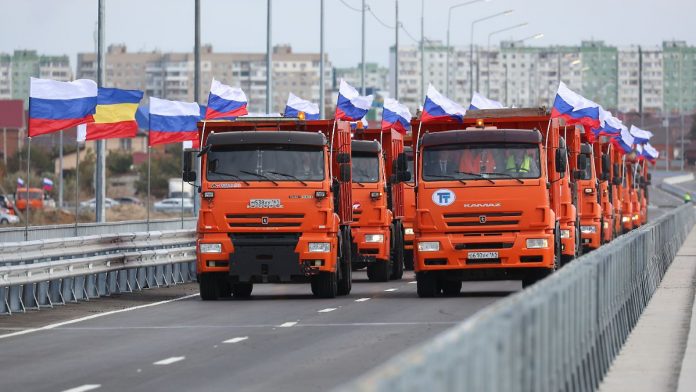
{"left": 506, "top": 149, "right": 533, "bottom": 175}
{"left": 685, "top": 193, "right": 692, "bottom": 204}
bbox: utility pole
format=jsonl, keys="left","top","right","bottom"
{"left": 59, "top": 130, "right": 63, "bottom": 208}
{"left": 319, "top": 0, "right": 325, "bottom": 118}
{"left": 394, "top": 0, "right": 399, "bottom": 100}
{"left": 266, "top": 0, "right": 272, "bottom": 113}
{"left": 95, "top": 0, "right": 106, "bottom": 222}
{"left": 193, "top": 0, "right": 201, "bottom": 217}
{"left": 638, "top": 45, "right": 643, "bottom": 127}
{"left": 679, "top": 48, "right": 685, "bottom": 171}
{"left": 361, "top": 0, "right": 366, "bottom": 95}
{"left": 420, "top": 0, "right": 425, "bottom": 102}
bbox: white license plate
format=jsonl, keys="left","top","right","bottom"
{"left": 468, "top": 251, "right": 499, "bottom": 260}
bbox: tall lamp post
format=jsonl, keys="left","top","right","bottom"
{"left": 470, "top": 9, "right": 513, "bottom": 100}
{"left": 484, "top": 22, "right": 528, "bottom": 96}
{"left": 445, "top": 0, "right": 488, "bottom": 96}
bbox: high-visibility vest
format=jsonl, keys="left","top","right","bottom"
{"left": 685, "top": 193, "right": 692, "bottom": 202}
{"left": 506, "top": 155, "right": 531, "bottom": 173}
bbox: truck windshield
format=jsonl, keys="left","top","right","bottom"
{"left": 207, "top": 144, "right": 325, "bottom": 182}
{"left": 17, "top": 191, "right": 43, "bottom": 200}
{"left": 406, "top": 151, "right": 415, "bottom": 184}
{"left": 578, "top": 155, "right": 593, "bottom": 180}
{"left": 422, "top": 143, "right": 541, "bottom": 181}
{"left": 352, "top": 153, "right": 379, "bottom": 183}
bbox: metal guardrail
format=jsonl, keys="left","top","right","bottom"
{"left": 0, "top": 217, "right": 197, "bottom": 243}
{"left": 0, "top": 229, "right": 197, "bottom": 315}
{"left": 336, "top": 203, "right": 696, "bottom": 392}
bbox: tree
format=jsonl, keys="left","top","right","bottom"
{"left": 107, "top": 151, "right": 133, "bottom": 176}
{"left": 135, "top": 147, "right": 182, "bottom": 198}
{"left": 7, "top": 145, "right": 54, "bottom": 174}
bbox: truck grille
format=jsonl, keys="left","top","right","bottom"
{"left": 443, "top": 212, "right": 522, "bottom": 229}
{"left": 226, "top": 213, "right": 304, "bottom": 229}
{"left": 454, "top": 242, "right": 513, "bottom": 250}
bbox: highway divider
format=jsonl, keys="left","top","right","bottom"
{"left": 336, "top": 203, "right": 696, "bottom": 392}
{"left": 0, "top": 229, "right": 196, "bottom": 315}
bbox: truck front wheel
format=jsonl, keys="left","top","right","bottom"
{"left": 389, "top": 224, "right": 404, "bottom": 280}
{"left": 199, "top": 272, "right": 224, "bottom": 301}
{"left": 311, "top": 272, "right": 337, "bottom": 298}
{"left": 337, "top": 229, "right": 352, "bottom": 296}
{"left": 367, "top": 261, "right": 390, "bottom": 282}
{"left": 416, "top": 272, "right": 439, "bottom": 298}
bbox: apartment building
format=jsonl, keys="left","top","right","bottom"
{"left": 0, "top": 50, "right": 72, "bottom": 107}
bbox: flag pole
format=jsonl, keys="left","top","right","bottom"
{"left": 329, "top": 119, "right": 337, "bottom": 179}
{"left": 74, "top": 141, "right": 81, "bottom": 236}
{"left": 24, "top": 136, "right": 31, "bottom": 241}
{"left": 181, "top": 144, "right": 185, "bottom": 229}
{"left": 147, "top": 146, "right": 151, "bottom": 232}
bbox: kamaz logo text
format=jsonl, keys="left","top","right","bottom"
{"left": 462, "top": 203, "right": 502, "bottom": 208}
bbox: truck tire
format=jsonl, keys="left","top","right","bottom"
{"left": 416, "top": 272, "right": 439, "bottom": 298}
{"left": 231, "top": 282, "right": 253, "bottom": 298}
{"left": 440, "top": 280, "right": 462, "bottom": 296}
{"left": 199, "top": 273, "right": 220, "bottom": 301}
{"left": 367, "top": 261, "right": 390, "bottom": 282}
{"left": 404, "top": 250, "right": 414, "bottom": 271}
{"left": 311, "top": 272, "right": 337, "bottom": 298}
{"left": 337, "top": 229, "right": 352, "bottom": 296}
{"left": 389, "top": 224, "right": 404, "bottom": 280}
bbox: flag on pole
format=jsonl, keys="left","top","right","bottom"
{"left": 421, "top": 84, "right": 466, "bottom": 123}
{"left": 205, "top": 79, "right": 248, "bottom": 120}
{"left": 76, "top": 87, "right": 143, "bottom": 142}
{"left": 629, "top": 125, "right": 653, "bottom": 144}
{"left": 28, "top": 78, "right": 98, "bottom": 137}
{"left": 381, "top": 98, "right": 412, "bottom": 134}
{"left": 551, "top": 81, "right": 600, "bottom": 139}
{"left": 17, "top": 178, "right": 25, "bottom": 187}
{"left": 335, "top": 79, "right": 373, "bottom": 121}
{"left": 42, "top": 178, "right": 53, "bottom": 191}
{"left": 643, "top": 142, "right": 659, "bottom": 164}
{"left": 592, "top": 107, "right": 623, "bottom": 137}
{"left": 284, "top": 93, "right": 320, "bottom": 120}
{"left": 610, "top": 125, "right": 635, "bottom": 154}
{"left": 149, "top": 97, "right": 201, "bottom": 147}
{"left": 469, "top": 92, "right": 504, "bottom": 110}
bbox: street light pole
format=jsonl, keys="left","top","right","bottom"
{"left": 394, "top": 0, "right": 399, "bottom": 100}
{"left": 470, "top": 9, "right": 513, "bottom": 100}
{"left": 420, "top": 0, "right": 425, "bottom": 102}
{"left": 484, "top": 23, "right": 528, "bottom": 98}
{"left": 266, "top": 0, "right": 272, "bottom": 113}
{"left": 361, "top": 0, "right": 366, "bottom": 95}
{"left": 95, "top": 0, "right": 106, "bottom": 223}
{"left": 193, "top": 0, "right": 201, "bottom": 217}
{"left": 320, "top": 0, "right": 325, "bottom": 118}
{"left": 446, "top": 0, "right": 485, "bottom": 97}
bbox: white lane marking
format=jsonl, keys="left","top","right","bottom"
{"left": 153, "top": 356, "right": 185, "bottom": 365}
{"left": 62, "top": 385, "right": 101, "bottom": 392}
{"left": 384, "top": 288, "right": 398, "bottom": 292}
{"left": 279, "top": 321, "right": 298, "bottom": 328}
{"left": 317, "top": 308, "right": 337, "bottom": 313}
{"left": 0, "top": 293, "right": 200, "bottom": 340}
{"left": 408, "top": 281, "right": 417, "bottom": 284}
{"left": 223, "top": 336, "right": 249, "bottom": 344}
{"left": 355, "top": 298, "right": 371, "bottom": 302}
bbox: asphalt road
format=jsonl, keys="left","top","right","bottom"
{"left": 0, "top": 271, "right": 520, "bottom": 392}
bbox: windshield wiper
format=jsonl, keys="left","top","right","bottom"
{"left": 426, "top": 173, "right": 467, "bottom": 185}
{"left": 482, "top": 172, "right": 524, "bottom": 184}
{"left": 239, "top": 170, "right": 278, "bottom": 185}
{"left": 209, "top": 170, "right": 249, "bottom": 185}
{"left": 455, "top": 171, "right": 495, "bottom": 184}
{"left": 268, "top": 171, "right": 307, "bottom": 186}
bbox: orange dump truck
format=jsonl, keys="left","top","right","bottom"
{"left": 412, "top": 108, "right": 570, "bottom": 296}
{"left": 184, "top": 118, "right": 354, "bottom": 299}
{"left": 402, "top": 145, "right": 416, "bottom": 270}
{"left": 15, "top": 188, "right": 44, "bottom": 211}
{"left": 594, "top": 139, "right": 615, "bottom": 244}
{"left": 575, "top": 140, "right": 602, "bottom": 253}
{"left": 350, "top": 128, "right": 409, "bottom": 281}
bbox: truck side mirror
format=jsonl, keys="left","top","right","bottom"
{"left": 339, "top": 163, "right": 351, "bottom": 182}
{"left": 398, "top": 171, "right": 412, "bottom": 182}
{"left": 337, "top": 152, "right": 350, "bottom": 164}
{"left": 577, "top": 154, "right": 588, "bottom": 171}
{"left": 396, "top": 153, "right": 408, "bottom": 172}
{"left": 182, "top": 150, "right": 196, "bottom": 183}
{"left": 613, "top": 176, "right": 622, "bottom": 186}
{"left": 602, "top": 154, "right": 611, "bottom": 175}
{"left": 555, "top": 148, "right": 567, "bottom": 174}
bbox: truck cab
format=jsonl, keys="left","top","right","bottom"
{"left": 576, "top": 143, "right": 602, "bottom": 252}
{"left": 412, "top": 109, "right": 565, "bottom": 296}
{"left": 594, "top": 141, "right": 614, "bottom": 244}
{"left": 402, "top": 145, "right": 416, "bottom": 270}
{"left": 187, "top": 119, "right": 354, "bottom": 299}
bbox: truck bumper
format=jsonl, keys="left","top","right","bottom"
{"left": 414, "top": 232, "right": 555, "bottom": 272}
{"left": 580, "top": 221, "right": 601, "bottom": 251}
{"left": 351, "top": 226, "right": 390, "bottom": 263}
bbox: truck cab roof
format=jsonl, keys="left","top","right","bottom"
{"left": 207, "top": 131, "right": 327, "bottom": 147}
{"left": 421, "top": 129, "right": 542, "bottom": 148}
{"left": 351, "top": 140, "right": 381, "bottom": 153}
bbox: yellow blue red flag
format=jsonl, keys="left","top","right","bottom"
{"left": 77, "top": 87, "right": 143, "bottom": 142}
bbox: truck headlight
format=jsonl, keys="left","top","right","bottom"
{"left": 603, "top": 221, "right": 609, "bottom": 229}
{"left": 584, "top": 188, "right": 594, "bottom": 194}
{"left": 526, "top": 239, "right": 549, "bottom": 249}
{"left": 364, "top": 234, "right": 384, "bottom": 243}
{"left": 560, "top": 229, "right": 570, "bottom": 239}
{"left": 309, "top": 242, "right": 331, "bottom": 252}
{"left": 632, "top": 214, "right": 639, "bottom": 221}
{"left": 404, "top": 228, "right": 414, "bottom": 236}
{"left": 580, "top": 225, "right": 597, "bottom": 234}
{"left": 200, "top": 243, "right": 222, "bottom": 253}
{"left": 418, "top": 241, "right": 440, "bottom": 252}
{"left": 622, "top": 216, "right": 631, "bottom": 223}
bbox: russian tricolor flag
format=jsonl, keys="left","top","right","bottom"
{"left": 28, "top": 78, "right": 98, "bottom": 137}
{"left": 381, "top": 98, "right": 411, "bottom": 134}
{"left": 643, "top": 142, "right": 659, "bottom": 164}
{"left": 77, "top": 87, "right": 143, "bottom": 142}
{"left": 469, "top": 92, "right": 504, "bottom": 110}
{"left": 149, "top": 97, "right": 201, "bottom": 147}
{"left": 205, "top": 79, "right": 248, "bottom": 120}
{"left": 592, "top": 107, "right": 623, "bottom": 137}
{"left": 629, "top": 125, "right": 653, "bottom": 144}
{"left": 610, "top": 125, "right": 635, "bottom": 154}
{"left": 17, "top": 178, "right": 25, "bottom": 187}
{"left": 421, "top": 84, "right": 466, "bottom": 123}
{"left": 335, "top": 79, "right": 373, "bottom": 121}
{"left": 42, "top": 178, "right": 53, "bottom": 191}
{"left": 551, "top": 82, "right": 600, "bottom": 140}
{"left": 284, "top": 93, "right": 320, "bottom": 120}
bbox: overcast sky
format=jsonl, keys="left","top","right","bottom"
{"left": 1, "top": 0, "right": 694, "bottom": 70}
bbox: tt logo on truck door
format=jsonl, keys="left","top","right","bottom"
{"left": 479, "top": 215, "right": 487, "bottom": 224}
{"left": 432, "top": 189, "right": 456, "bottom": 206}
